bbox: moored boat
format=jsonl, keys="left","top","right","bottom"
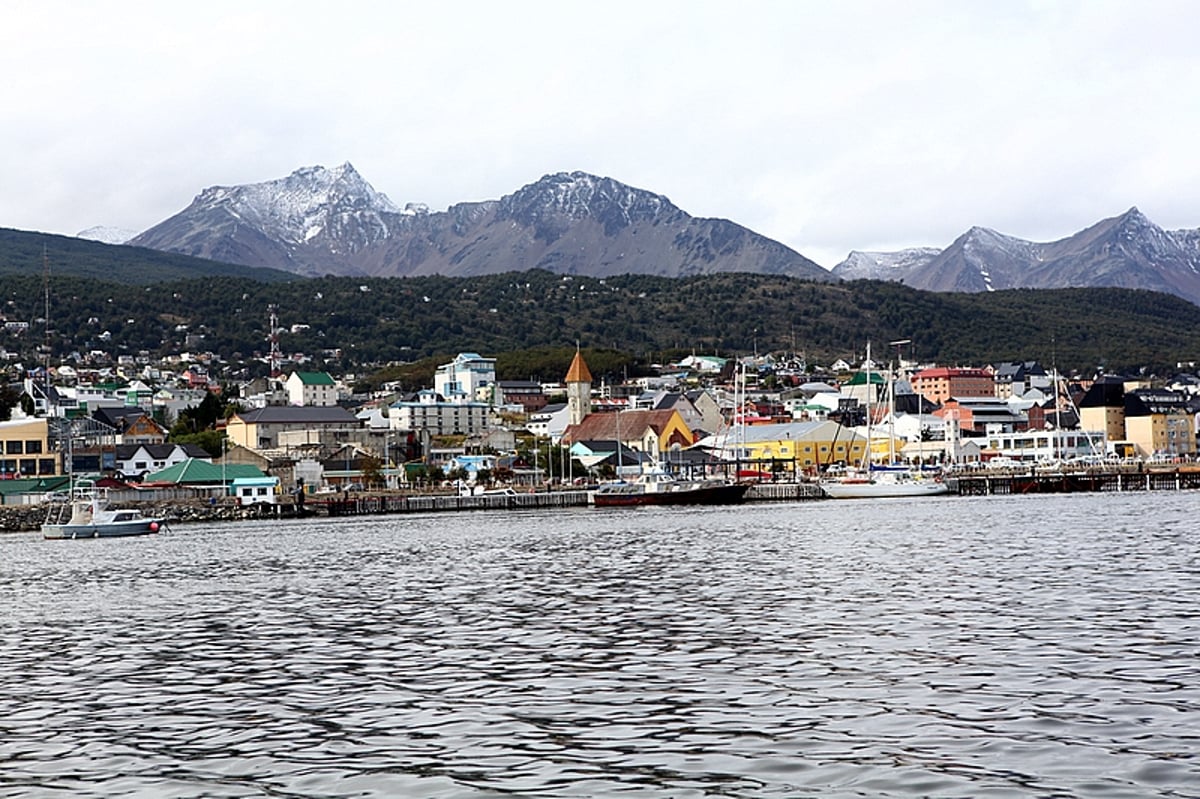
{"left": 821, "top": 343, "right": 950, "bottom": 499}
{"left": 42, "top": 481, "right": 166, "bottom": 539}
{"left": 821, "top": 466, "right": 949, "bottom": 499}
{"left": 592, "top": 468, "right": 749, "bottom": 507}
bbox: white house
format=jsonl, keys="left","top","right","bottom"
{"left": 286, "top": 371, "right": 338, "bottom": 407}
{"left": 528, "top": 403, "right": 571, "bottom": 442}
{"left": 115, "top": 443, "right": 211, "bottom": 478}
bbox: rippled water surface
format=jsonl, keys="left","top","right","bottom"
{"left": 2, "top": 492, "right": 1199, "bottom": 798}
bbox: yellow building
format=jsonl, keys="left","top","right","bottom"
{"left": 711, "top": 420, "right": 869, "bottom": 474}
{"left": 1124, "top": 390, "right": 1196, "bottom": 458}
{"left": 226, "top": 406, "right": 360, "bottom": 452}
{"left": 0, "top": 418, "right": 60, "bottom": 478}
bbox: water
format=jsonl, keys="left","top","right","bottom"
{"left": 2, "top": 492, "right": 1198, "bottom": 798}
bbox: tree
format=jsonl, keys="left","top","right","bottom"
{"left": 171, "top": 430, "right": 226, "bottom": 458}
{"left": 170, "top": 389, "right": 232, "bottom": 436}
{"left": 360, "top": 455, "right": 383, "bottom": 489}
{"left": 0, "top": 383, "right": 19, "bottom": 422}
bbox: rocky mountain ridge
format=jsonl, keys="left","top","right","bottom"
{"left": 130, "top": 165, "right": 831, "bottom": 282}
{"left": 95, "top": 163, "right": 1200, "bottom": 305}
{"left": 831, "top": 208, "right": 1200, "bottom": 304}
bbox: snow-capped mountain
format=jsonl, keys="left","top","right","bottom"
{"left": 128, "top": 166, "right": 831, "bottom": 281}
{"left": 831, "top": 247, "right": 941, "bottom": 281}
{"left": 834, "top": 208, "right": 1200, "bottom": 305}
{"left": 129, "top": 163, "right": 402, "bottom": 273}
{"left": 77, "top": 225, "right": 138, "bottom": 245}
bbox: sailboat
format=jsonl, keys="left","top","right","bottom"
{"left": 822, "top": 345, "right": 949, "bottom": 499}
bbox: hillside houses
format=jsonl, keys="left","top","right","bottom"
{"left": 5, "top": 338, "right": 1200, "bottom": 499}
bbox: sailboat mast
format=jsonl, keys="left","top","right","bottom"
{"left": 43, "top": 247, "right": 52, "bottom": 417}
{"left": 863, "top": 342, "right": 872, "bottom": 470}
{"left": 888, "top": 360, "right": 896, "bottom": 465}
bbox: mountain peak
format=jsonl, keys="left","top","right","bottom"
{"left": 496, "top": 171, "right": 683, "bottom": 242}
{"left": 127, "top": 164, "right": 830, "bottom": 282}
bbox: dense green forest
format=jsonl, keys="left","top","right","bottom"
{"left": 4, "top": 267, "right": 1200, "bottom": 384}
{"left": 0, "top": 228, "right": 294, "bottom": 284}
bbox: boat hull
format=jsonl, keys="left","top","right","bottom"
{"left": 821, "top": 479, "right": 949, "bottom": 499}
{"left": 42, "top": 520, "right": 162, "bottom": 539}
{"left": 593, "top": 482, "right": 750, "bottom": 507}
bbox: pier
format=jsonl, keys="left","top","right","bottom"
{"left": 319, "top": 481, "right": 826, "bottom": 517}
{"left": 953, "top": 466, "right": 1200, "bottom": 495}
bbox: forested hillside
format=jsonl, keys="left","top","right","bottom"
{"left": 4, "top": 269, "right": 1199, "bottom": 381}
{"left": 0, "top": 228, "right": 295, "bottom": 284}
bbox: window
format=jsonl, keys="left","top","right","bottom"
{"left": 24, "top": 440, "right": 42, "bottom": 454}
{"left": 39, "top": 458, "right": 56, "bottom": 475}
{"left": 5, "top": 440, "right": 21, "bottom": 455}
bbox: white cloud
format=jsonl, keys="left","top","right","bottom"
{"left": 3, "top": 0, "right": 1199, "bottom": 267}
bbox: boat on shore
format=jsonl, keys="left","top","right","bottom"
{"left": 592, "top": 468, "right": 749, "bottom": 507}
{"left": 42, "top": 481, "right": 166, "bottom": 539}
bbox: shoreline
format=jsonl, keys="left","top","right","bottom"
{"left": 0, "top": 499, "right": 297, "bottom": 534}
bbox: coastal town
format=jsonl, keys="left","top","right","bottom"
{"left": 3, "top": 335, "right": 1199, "bottom": 522}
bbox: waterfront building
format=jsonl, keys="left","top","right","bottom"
{"left": 1124, "top": 389, "right": 1197, "bottom": 458}
{"left": 694, "top": 420, "right": 869, "bottom": 474}
{"left": 0, "top": 418, "right": 59, "bottom": 478}
{"left": 981, "top": 429, "right": 1107, "bottom": 462}
{"left": 1077, "top": 377, "right": 1127, "bottom": 444}
{"left": 434, "top": 353, "right": 496, "bottom": 404}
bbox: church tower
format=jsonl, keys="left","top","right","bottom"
{"left": 565, "top": 348, "right": 593, "bottom": 427}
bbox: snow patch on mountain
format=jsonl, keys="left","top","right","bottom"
{"left": 77, "top": 226, "right": 138, "bottom": 245}
{"left": 189, "top": 162, "right": 400, "bottom": 250}
{"left": 831, "top": 247, "right": 941, "bottom": 280}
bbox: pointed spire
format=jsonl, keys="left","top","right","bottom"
{"left": 565, "top": 347, "right": 592, "bottom": 383}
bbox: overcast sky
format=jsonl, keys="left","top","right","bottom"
{"left": 4, "top": 0, "right": 1198, "bottom": 268}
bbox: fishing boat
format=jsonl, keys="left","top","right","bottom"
{"left": 592, "top": 468, "right": 749, "bottom": 507}
{"left": 42, "top": 481, "right": 166, "bottom": 539}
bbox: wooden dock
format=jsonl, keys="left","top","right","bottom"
{"left": 316, "top": 481, "right": 826, "bottom": 517}
{"left": 287, "top": 469, "right": 1200, "bottom": 519}
{"left": 953, "top": 467, "right": 1200, "bottom": 495}
{"left": 322, "top": 490, "right": 592, "bottom": 516}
